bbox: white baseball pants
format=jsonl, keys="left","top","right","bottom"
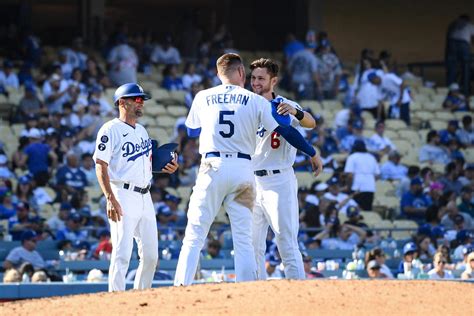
{"left": 174, "top": 155, "right": 258, "bottom": 285}
{"left": 252, "top": 168, "right": 305, "bottom": 280}
{"left": 108, "top": 183, "right": 158, "bottom": 291}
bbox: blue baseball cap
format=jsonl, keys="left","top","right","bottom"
{"left": 431, "top": 226, "right": 445, "bottom": 238}
{"left": 151, "top": 142, "right": 178, "bottom": 173}
{"left": 410, "top": 177, "right": 423, "bottom": 186}
{"left": 164, "top": 194, "right": 181, "bottom": 204}
{"left": 73, "top": 240, "right": 91, "bottom": 250}
{"left": 457, "top": 230, "right": 473, "bottom": 243}
{"left": 462, "top": 246, "right": 473, "bottom": 256}
{"left": 19, "top": 175, "right": 32, "bottom": 185}
{"left": 265, "top": 253, "right": 281, "bottom": 267}
{"left": 417, "top": 223, "right": 432, "bottom": 237}
{"left": 367, "top": 71, "right": 379, "bottom": 81}
{"left": 68, "top": 213, "right": 82, "bottom": 222}
{"left": 60, "top": 202, "right": 72, "bottom": 211}
{"left": 327, "top": 177, "right": 339, "bottom": 186}
{"left": 352, "top": 120, "right": 364, "bottom": 129}
{"left": 21, "top": 230, "right": 37, "bottom": 242}
{"left": 346, "top": 206, "right": 359, "bottom": 218}
{"left": 403, "top": 242, "right": 417, "bottom": 255}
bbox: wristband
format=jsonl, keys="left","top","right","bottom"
{"left": 295, "top": 109, "right": 304, "bottom": 120}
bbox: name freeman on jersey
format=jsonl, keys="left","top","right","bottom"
{"left": 121, "top": 138, "right": 153, "bottom": 162}
{"left": 206, "top": 93, "right": 249, "bottom": 106}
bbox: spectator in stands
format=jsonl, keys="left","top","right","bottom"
{"left": 283, "top": 33, "right": 304, "bottom": 61}
{"left": 340, "top": 120, "right": 366, "bottom": 153}
{"left": 182, "top": 62, "right": 202, "bottom": 90}
{"left": 382, "top": 72, "right": 412, "bottom": 126}
{"left": 441, "top": 200, "right": 473, "bottom": 232}
{"left": 18, "top": 128, "right": 57, "bottom": 176}
{"left": 185, "top": 82, "right": 204, "bottom": 108}
{"left": 366, "top": 260, "right": 387, "bottom": 279}
{"left": 397, "top": 242, "right": 417, "bottom": 275}
{"left": 161, "top": 64, "right": 184, "bottom": 91}
{"left": 42, "top": 73, "right": 71, "bottom": 114}
{"left": 0, "top": 190, "right": 15, "bottom": 219}
{"left": 380, "top": 150, "right": 407, "bottom": 181}
{"left": 82, "top": 58, "right": 110, "bottom": 88}
{"left": 315, "top": 39, "right": 342, "bottom": 99}
{"left": 458, "top": 186, "right": 474, "bottom": 217}
{"left": 3, "top": 268, "right": 21, "bottom": 283}
{"left": 400, "top": 177, "right": 431, "bottom": 223}
{"left": 265, "top": 253, "right": 283, "bottom": 278}
{"left": 456, "top": 115, "right": 473, "bottom": 147}
{"left": 302, "top": 255, "right": 323, "bottom": 279}
{"left": 314, "top": 218, "right": 367, "bottom": 250}
{"left": 3, "top": 230, "right": 46, "bottom": 270}
{"left": 445, "top": 14, "right": 474, "bottom": 92}
{"left": 443, "top": 83, "right": 469, "bottom": 111}
{"left": 55, "top": 153, "right": 88, "bottom": 193}
{"left": 428, "top": 252, "right": 454, "bottom": 279}
{"left": 0, "top": 154, "right": 14, "bottom": 180}
{"left": 369, "top": 121, "right": 396, "bottom": 157}
{"left": 461, "top": 252, "right": 474, "bottom": 279}
{"left": 8, "top": 202, "right": 38, "bottom": 240}
{"left": 419, "top": 130, "right": 451, "bottom": 164}
{"left": 92, "top": 229, "right": 112, "bottom": 260}
{"left": 365, "top": 247, "right": 393, "bottom": 278}
{"left": 80, "top": 153, "right": 98, "bottom": 186}
{"left": 415, "top": 234, "right": 436, "bottom": 261}
{"left": 0, "top": 60, "right": 19, "bottom": 90}
{"left": 439, "top": 162, "right": 463, "bottom": 195}
{"left": 453, "top": 230, "right": 473, "bottom": 259}
{"left": 356, "top": 72, "right": 384, "bottom": 120}
{"left": 46, "top": 202, "right": 72, "bottom": 231}
{"left": 427, "top": 182, "right": 444, "bottom": 208}
{"left": 56, "top": 213, "right": 88, "bottom": 243}
{"left": 19, "top": 262, "right": 35, "bottom": 282}
{"left": 18, "top": 86, "right": 43, "bottom": 122}
{"left": 396, "top": 165, "right": 420, "bottom": 198}
{"left": 151, "top": 34, "right": 181, "bottom": 65}
{"left": 203, "top": 239, "right": 224, "bottom": 259}
{"left": 439, "top": 120, "right": 460, "bottom": 146}
{"left": 288, "top": 41, "right": 320, "bottom": 100}
{"left": 344, "top": 140, "right": 380, "bottom": 210}
{"left": 107, "top": 35, "right": 138, "bottom": 86}
{"left": 323, "top": 177, "right": 358, "bottom": 215}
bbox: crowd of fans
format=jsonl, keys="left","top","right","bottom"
{"left": 0, "top": 22, "right": 473, "bottom": 283}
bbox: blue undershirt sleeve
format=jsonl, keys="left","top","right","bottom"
{"left": 271, "top": 98, "right": 291, "bottom": 127}
{"left": 186, "top": 126, "right": 201, "bottom": 138}
{"left": 274, "top": 125, "right": 316, "bottom": 157}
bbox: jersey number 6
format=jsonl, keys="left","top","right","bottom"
{"left": 219, "top": 110, "right": 235, "bottom": 138}
{"left": 271, "top": 131, "right": 281, "bottom": 149}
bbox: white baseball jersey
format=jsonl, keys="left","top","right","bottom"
{"left": 252, "top": 95, "right": 303, "bottom": 170}
{"left": 186, "top": 84, "right": 279, "bottom": 155}
{"left": 381, "top": 73, "right": 411, "bottom": 105}
{"left": 93, "top": 118, "right": 153, "bottom": 187}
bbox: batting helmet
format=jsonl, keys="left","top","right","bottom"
{"left": 113, "top": 83, "right": 151, "bottom": 105}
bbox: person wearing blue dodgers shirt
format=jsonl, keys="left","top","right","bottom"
{"left": 400, "top": 177, "right": 432, "bottom": 223}
{"left": 93, "top": 83, "right": 179, "bottom": 292}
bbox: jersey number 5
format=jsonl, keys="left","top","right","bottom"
{"left": 271, "top": 131, "right": 281, "bottom": 149}
{"left": 219, "top": 110, "right": 235, "bottom": 138}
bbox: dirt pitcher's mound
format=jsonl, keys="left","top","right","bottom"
{"left": 1, "top": 280, "right": 473, "bottom": 315}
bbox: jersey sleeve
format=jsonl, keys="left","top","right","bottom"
{"left": 258, "top": 96, "right": 279, "bottom": 132}
{"left": 93, "top": 124, "right": 114, "bottom": 165}
{"left": 185, "top": 93, "right": 201, "bottom": 129}
{"left": 344, "top": 155, "right": 355, "bottom": 173}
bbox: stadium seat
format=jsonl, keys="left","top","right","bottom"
{"left": 40, "top": 203, "right": 57, "bottom": 220}
{"left": 436, "top": 87, "right": 449, "bottom": 95}
{"left": 166, "top": 105, "right": 189, "bottom": 117}
{"left": 383, "top": 129, "right": 398, "bottom": 139}
{"left": 145, "top": 104, "right": 168, "bottom": 116}
{"left": 321, "top": 100, "right": 343, "bottom": 111}
{"left": 385, "top": 119, "right": 407, "bottom": 130}
{"left": 295, "top": 172, "right": 316, "bottom": 189}
{"left": 299, "top": 100, "right": 323, "bottom": 113}
{"left": 360, "top": 211, "right": 382, "bottom": 226}
{"left": 148, "top": 127, "right": 170, "bottom": 143}
{"left": 413, "top": 111, "right": 435, "bottom": 121}
{"left": 177, "top": 186, "right": 192, "bottom": 199}
{"left": 150, "top": 88, "right": 171, "bottom": 102}
{"left": 435, "top": 111, "right": 455, "bottom": 121}
{"left": 373, "top": 220, "right": 394, "bottom": 238}
{"left": 463, "top": 148, "right": 474, "bottom": 162}
{"left": 429, "top": 120, "right": 446, "bottom": 130}
{"left": 168, "top": 90, "right": 187, "bottom": 105}
{"left": 139, "top": 115, "right": 158, "bottom": 127}
{"left": 392, "top": 220, "right": 418, "bottom": 240}
{"left": 375, "top": 181, "right": 395, "bottom": 196}
{"left": 397, "top": 130, "right": 420, "bottom": 144}
{"left": 391, "top": 139, "right": 411, "bottom": 156}
{"left": 156, "top": 115, "right": 177, "bottom": 128}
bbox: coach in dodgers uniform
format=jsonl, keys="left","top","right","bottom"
{"left": 174, "top": 53, "right": 322, "bottom": 285}
{"left": 94, "top": 83, "right": 178, "bottom": 292}
{"left": 250, "top": 58, "right": 318, "bottom": 280}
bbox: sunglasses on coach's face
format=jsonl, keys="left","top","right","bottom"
{"left": 125, "top": 96, "right": 144, "bottom": 104}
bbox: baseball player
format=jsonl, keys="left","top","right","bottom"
{"left": 93, "top": 83, "right": 178, "bottom": 292}
{"left": 174, "top": 53, "right": 322, "bottom": 286}
{"left": 250, "top": 58, "right": 319, "bottom": 280}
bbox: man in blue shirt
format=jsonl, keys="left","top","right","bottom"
{"left": 380, "top": 150, "right": 408, "bottom": 180}
{"left": 439, "top": 120, "right": 460, "bottom": 145}
{"left": 56, "top": 213, "right": 88, "bottom": 243}
{"left": 56, "top": 153, "right": 88, "bottom": 193}
{"left": 401, "top": 178, "right": 432, "bottom": 222}
{"left": 19, "top": 128, "right": 58, "bottom": 179}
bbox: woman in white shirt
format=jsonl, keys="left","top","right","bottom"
{"left": 344, "top": 140, "right": 380, "bottom": 210}
{"left": 428, "top": 252, "right": 454, "bottom": 280}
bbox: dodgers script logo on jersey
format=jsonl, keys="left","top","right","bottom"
{"left": 121, "top": 138, "right": 153, "bottom": 161}
{"left": 257, "top": 126, "right": 267, "bottom": 137}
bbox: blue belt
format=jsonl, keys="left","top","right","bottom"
{"left": 123, "top": 183, "right": 150, "bottom": 194}
{"left": 205, "top": 152, "right": 251, "bottom": 160}
{"left": 254, "top": 169, "right": 281, "bottom": 177}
